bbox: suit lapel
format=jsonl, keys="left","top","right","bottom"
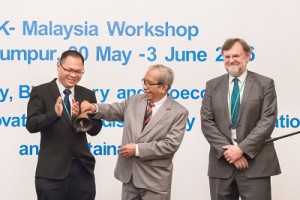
{"left": 49, "top": 79, "right": 72, "bottom": 125}
{"left": 49, "top": 79, "right": 61, "bottom": 106}
{"left": 220, "top": 74, "right": 231, "bottom": 126}
{"left": 135, "top": 97, "right": 148, "bottom": 135}
{"left": 140, "top": 96, "right": 171, "bottom": 137}
{"left": 74, "top": 85, "right": 84, "bottom": 104}
{"left": 238, "top": 71, "right": 255, "bottom": 124}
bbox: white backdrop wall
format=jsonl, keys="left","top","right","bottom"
{"left": 1, "top": 0, "right": 300, "bottom": 199}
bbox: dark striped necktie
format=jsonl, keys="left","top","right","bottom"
{"left": 144, "top": 102, "right": 155, "bottom": 127}
{"left": 63, "top": 89, "right": 71, "bottom": 114}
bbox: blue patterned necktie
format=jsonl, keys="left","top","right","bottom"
{"left": 63, "top": 89, "right": 71, "bottom": 114}
{"left": 231, "top": 78, "right": 240, "bottom": 129}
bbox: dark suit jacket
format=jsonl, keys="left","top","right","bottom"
{"left": 201, "top": 70, "right": 281, "bottom": 178}
{"left": 26, "top": 79, "right": 102, "bottom": 180}
{"left": 96, "top": 94, "right": 188, "bottom": 192}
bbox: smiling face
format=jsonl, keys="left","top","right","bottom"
{"left": 142, "top": 69, "right": 168, "bottom": 103}
{"left": 57, "top": 55, "right": 84, "bottom": 88}
{"left": 223, "top": 41, "right": 251, "bottom": 77}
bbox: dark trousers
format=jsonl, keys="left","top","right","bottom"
{"left": 209, "top": 170, "right": 271, "bottom": 200}
{"left": 35, "top": 158, "right": 96, "bottom": 200}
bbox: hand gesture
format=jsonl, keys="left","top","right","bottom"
{"left": 222, "top": 145, "right": 243, "bottom": 163}
{"left": 71, "top": 99, "right": 80, "bottom": 118}
{"left": 118, "top": 144, "right": 136, "bottom": 158}
{"left": 81, "top": 100, "right": 97, "bottom": 114}
{"left": 55, "top": 96, "right": 63, "bottom": 117}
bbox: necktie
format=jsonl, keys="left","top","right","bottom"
{"left": 231, "top": 78, "right": 240, "bottom": 129}
{"left": 144, "top": 102, "right": 155, "bottom": 127}
{"left": 63, "top": 89, "right": 71, "bottom": 115}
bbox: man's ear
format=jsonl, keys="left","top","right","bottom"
{"left": 246, "top": 53, "right": 251, "bottom": 62}
{"left": 161, "top": 84, "right": 169, "bottom": 93}
{"left": 57, "top": 62, "right": 60, "bottom": 71}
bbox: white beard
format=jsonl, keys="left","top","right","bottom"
{"left": 225, "top": 64, "right": 244, "bottom": 77}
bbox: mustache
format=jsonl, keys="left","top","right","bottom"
{"left": 226, "top": 62, "right": 240, "bottom": 67}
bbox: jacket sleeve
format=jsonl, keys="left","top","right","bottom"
{"left": 239, "top": 79, "right": 277, "bottom": 159}
{"left": 200, "top": 80, "right": 232, "bottom": 159}
{"left": 86, "top": 91, "right": 103, "bottom": 136}
{"left": 26, "top": 86, "right": 59, "bottom": 133}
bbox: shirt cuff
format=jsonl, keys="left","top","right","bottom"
{"left": 93, "top": 103, "right": 98, "bottom": 113}
{"left": 135, "top": 144, "right": 140, "bottom": 157}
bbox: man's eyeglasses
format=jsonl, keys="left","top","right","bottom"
{"left": 141, "top": 78, "right": 164, "bottom": 88}
{"left": 223, "top": 53, "right": 245, "bottom": 61}
{"left": 60, "top": 63, "right": 85, "bottom": 75}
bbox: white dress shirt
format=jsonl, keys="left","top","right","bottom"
{"left": 135, "top": 95, "right": 168, "bottom": 156}
{"left": 228, "top": 70, "right": 247, "bottom": 145}
{"left": 56, "top": 79, "right": 75, "bottom": 116}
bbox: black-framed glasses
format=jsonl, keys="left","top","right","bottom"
{"left": 223, "top": 53, "right": 245, "bottom": 61}
{"left": 141, "top": 78, "right": 164, "bottom": 88}
{"left": 60, "top": 63, "right": 85, "bottom": 75}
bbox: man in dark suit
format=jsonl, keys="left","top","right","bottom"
{"left": 26, "top": 50, "right": 102, "bottom": 200}
{"left": 81, "top": 64, "right": 188, "bottom": 200}
{"left": 201, "top": 38, "right": 281, "bottom": 200}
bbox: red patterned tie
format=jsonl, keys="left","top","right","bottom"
{"left": 144, "top": 102, "right": 155, "bottom": 126}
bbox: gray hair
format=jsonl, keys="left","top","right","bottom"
{"left": 148, "top": 64, "right": 174, "bottom": 90}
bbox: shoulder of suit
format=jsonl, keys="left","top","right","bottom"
{"left": 75, "top": 84, "right": 93, "bottom": 93}
{"left": 247, "top": 70, "right": 274, "bottom": 84}
{"left": 130, "top": 93, "right": 146, "bottom": 100}
{"left": 31, "top": 79, "right": 54, "bottom": 91}
{"left": 167, "top": 96, "right": 188, "bottom": 113}
{"left": 204, "top": 73, "right": 228, "bottom": 88}
{"left": 206, "top": 73, "right": 228, "bottom": 84}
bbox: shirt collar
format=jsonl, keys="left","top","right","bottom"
{"left": 153, "top": 94, "right": 167, "bottom": 108}
{"left": 56, "top": 79, "right": 75, "bottom": 95}
{"left": 229, "top": 70, "right": 247, "bottom": 84}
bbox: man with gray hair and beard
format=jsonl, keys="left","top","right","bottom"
{"left": 201, "top": 38, "right": 281, "bottom": 200}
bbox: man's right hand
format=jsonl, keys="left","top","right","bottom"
{"left": 233, "top": 155, "right": 249, "bottom": 170}
{"left": 81, "top": 100, "right": 97, "bottom": 114}
{"left": 55, "top": 96, "right": 63, "bottom": 117}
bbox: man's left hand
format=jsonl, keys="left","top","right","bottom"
{"left": 118, "top": 144, "right": 136, "bottom": 158}
{"left": 233, "top": 155, "right": 249, "bottom": 170}
{"left": 71, "top": 99, "right": 80, "bottom": 118}
{"left": 222, "top": 145, "right": 243, "bottom": 163}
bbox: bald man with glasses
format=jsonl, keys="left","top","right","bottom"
{"left": 82, "top": 64, "right": 189, "bottom": 200}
